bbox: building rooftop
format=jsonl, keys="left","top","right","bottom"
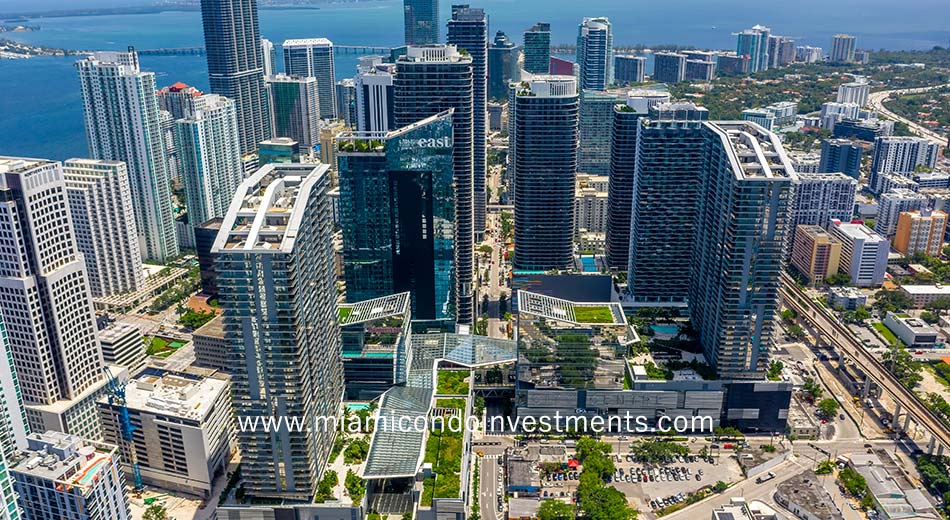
{"left": 514, "top": 75, "right": 577, "bottom": 98}
{"left": 829, "top": 220, "right": 888, "bottom": 243}
{"left": 213, "top": 162, "right": 330, "bottom": 253}
{"left": 193, "top": 314, "right": 225, "bottom": 339}
{"left": 886, "top": 312, "right": 938, "bottom": 334}
{"left": 0, "top": 156, "right": 53, "bottom": 174}
{"left": 339, "top": 292, "right": 411, "bottom": 326}
{"left": 518, "top": 291, "right": 625, "bottom": 325}
{"left": 9, "top": 431, "right": 117, "bottom": 492}
{"left": 97, "top": 322, "right": 140, "bottom": 344}
{"left": 102, "top": 367, "right": 229, "bottom": 422}
{"left": 901, "top": 284, "right": 950, "bottom": 295}
{"left": 775, "top": 471, "right": 844, "bottom": 520}
{"left": 708, "top": 121, "right": 797, "bottom": 181}
{"left": 282, "top": 37, "right": 332, "bottom": 47}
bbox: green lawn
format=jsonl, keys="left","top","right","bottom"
{"left": 422, "top": 399, "right": 465, "bottom": 500}
{"left": 573, "top": 305, "right": 614, "bottom": 324}
{"left": 436, "top": 370, "right": 470, "bottom": 395}
{"left": 436, "top": 398, "right": 466, "bottom": 409}
{"left": 146, "top": 336, "right": 182, "bottom": 358}
{"left": 872, "top": 322, "right": 900, "bottom": 346}
{"left": 338, "top": 307, "right": 352, "bottom": 321}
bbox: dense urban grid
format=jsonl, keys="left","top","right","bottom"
{"left": 2, "top": 1, "right": 950, "bottom": 520}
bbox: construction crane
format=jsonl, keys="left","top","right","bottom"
{"left": 102, "top": 367, "right": 143, "bottom": 491}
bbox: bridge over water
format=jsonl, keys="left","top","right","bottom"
{"left": 136, "top": 44, "right": 393, "bottom": 57}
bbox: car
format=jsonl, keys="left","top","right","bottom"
{"left": 696, "top": 475, "right": 702, "bottom": 481}
{"left": 698, "top": 469, "right": 704, "bottom": 475}
{"left": 839, "top": 414, "right": 845, "bottom": 420}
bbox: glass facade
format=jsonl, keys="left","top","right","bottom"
{"left": 510, "top": 78, "right": 579, "bottom": 272}
{"left": 516, "top": 292, "right": 635, "bottom": 393}
{"left": 403, "top": 0, "right": 439, "bottom": 45}
{"left": 576, "top": 18, "right": 613, "bottom": 90}
{"left": 488, "top": 31, "right": 519, "bottom": 101}
{"left": 338, "top": 112, "right": 457, "bottom": 321}
{"left": 626, "top": 109, "right": 795, "bottom": 379}
{"left": 339, "top": 293, "right": 412, "bottom": 400}
{"left": 523, "top": 23, "right": 551, "bottom": 75}
{"left": 201, "top": 0, "right": 271, "bottom": 153}
{"left": 393, "top": 46, "right": 474, "bottom": 324}
{"left": 577, "top": 90, "right": 620, "bottom": 175}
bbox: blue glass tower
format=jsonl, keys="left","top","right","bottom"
{"left": 338, "top": 111, "right": 457, "bottom": 321}
{"left": 403, "top": 0, "right": 439, "bottom": 45}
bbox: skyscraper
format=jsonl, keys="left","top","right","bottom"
{"left": 336, "top": 78, "right": 358, "bottom": 127}
{"left": 338, "top": 111, "right": 457, "bottom": 321}
{"left": 200, "top": 0, "right": 271, "bottom": 153}
{"left": 523, "top": 22, "right": 551, "bottom": 74}
{"left": 652, "top": 52, "right": 687, "bottom": 83}
{"left": 157, "top": 81, "right": 203, "bottom": 120}
{"left": 63, "top": 159, "right": 144, "bottom": 298}
{"left": 213, "top": 162, "right": 341, "bottom": 500}
{"left": 685, "top": 59, "right": 716, "bottom": 81}
{"left": 394, "top": 45, "right": 474, "bottom": 324}
{"left": 76, "top": 50, "right": 179, "bottom": 261}
{"left": 261, "top": 37, "right": 276, "bottom": 76}
{"left": 489, "top": 31, "right": 520, "bottom": 101}
{"left": 355, "top": 61, "right": 395, "bottom": 132}
{"left": 870, "top": 136, "right": 940, "bottom": 193}
{"left": 577, "top": 17, "right": 613, "bottom": 90}
{"left": 0, "top": 314, "right": 28, "bottom": 456}
{"left": 510, "top": 76, "right": 579, "bottom": 271}
{"left": 266, "top": 74, "right": 321, "bottom": 151}
{"left": 819, "top": 138, "right": 863, "bottom": 178}
{"left": 282, "top": 38, "right": 337, "bottom": 119}
{"left": 0, "top": 158, "right": 106, "bottom": 439}
{"left": 0, "top": 313, "right": 23, "bottom": 520}
{"left": 830, "top": 34, "right": 857, "bottom": 63}
{"left": 614, "top": 55, "right": 646, "bottom": 84}
{"left": 448, "top": 5, "right": 489, "bottom": 242}
{"left": 604, "top": 88, "right": 670, "bottom": 269}
{"left": 403, "top": 0, "right": 439, "bottom": 45}
{"left": 175, "top": 94, "right": 244, "bottom": 239}
{"left": 578, "top": 89, "right": 621, "bottom": 175}
{"left": 791, "top": 172, "right": 858, "bottom": 231}
{"left": 626, "top": 109, "right": 796, "bottom": 379}
{"left": 876, "top": 188, "right": 927, "bottom": 237}
{"left": 735, "top": 25, "right": 770, "bottom": 73}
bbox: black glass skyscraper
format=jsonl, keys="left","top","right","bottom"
{"left": 448, "top": 5, "right": 488, "bottom": 242}
{"left": 200, "top": 0, "right": 271, "bottom": 153}
{"left": 394, "top": 45, "right": 474, "bottom": 324}
{"left": 510, "top": 76, "right": 579, "bottom": 272}
{"left": 403, "top": 0, "right": 439, "bottom": 45}
{"left": 489, "top": 31, "right": 520, "bottom": 101}
{"left": 338, "top": 112, "right": 457, "bottom": 321}
{"left": 523, "top": 22, "right": 551, "bottom": 74}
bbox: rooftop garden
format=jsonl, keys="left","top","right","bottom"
{"left": 422, "top": 399, "right": 466, "bottom": 504}
{"left": 145, "top": 336, "right": 185, "bottom": 358}
{"left": 436, "top": 370, "right": 470, "bottom": 395}
{"left": 338, "top": 307, "right": 352, "bottom": 321}
{"left": 573, "top": 305, "right": 614, "bottom": 324}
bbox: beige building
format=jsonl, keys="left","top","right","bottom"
{"left": 791, "top": 225, "right": 842, "bottom": 285}
{"left": 574, "top": 173, "right": 609, "bottom": 236}
{"left": 893, "top": 209, "right": 947, "bottom": 257}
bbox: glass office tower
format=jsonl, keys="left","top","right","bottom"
{"left": 394, "top": 45, "right": 474, "bottom": 324}
{"left": 338, "top": 111, "right": 457, "bottom": 322}
{"left": 577, "top": 17, "right": 613, "bottom": 90}
{"left": 523, "top": 22, "right": 551, "bottom": 74}
{"left": 403, "top": 0, "right": 439, "bottom": 45}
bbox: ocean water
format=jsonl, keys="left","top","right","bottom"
{"left": 2, "top": 0, "right": 949, "bottom": 159}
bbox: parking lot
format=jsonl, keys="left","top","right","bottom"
{"left": 607, "top": 452, "right": 743, "bottom": 513}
